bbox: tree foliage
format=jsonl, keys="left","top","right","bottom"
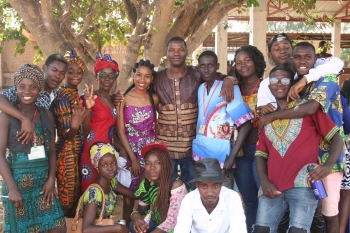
{"left": 1, "top": 0, "right": 322, "bottom": 90}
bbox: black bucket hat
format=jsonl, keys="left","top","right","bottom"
{"left": 191, "top": 158, "right": 227, "bottom": 183}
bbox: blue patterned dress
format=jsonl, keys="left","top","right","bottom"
{"left": 1, "top": 123, "right": 65, "bottom": 233}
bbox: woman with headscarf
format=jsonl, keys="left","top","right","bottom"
{"left": 80, "top": 54, "right": 120, "bottom": 192}
{"left": 55, "top": 49, "right": 87, "bottom": 217}
{"left": 339, "top": 78, "right": 350, "bottom": 233}
{"left": 0, "top": 64, "right": 66, "bottom": 232}
{"left": 81, "top": 142, "right": 136, "bottom": 233}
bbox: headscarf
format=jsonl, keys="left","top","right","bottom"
{"left": 12, "top": 64, "right": 44, "bottom": 91}
{"left": 64, "top": 49, "right": 85, "bottom": 74}
{"left": 89, "top": 142, "right": 119, "bottom": 169}
{"left": 341, "top": 78, "right": 350, "bottom": 107}
{"left": 94, "top": 53, "right": 119, "bottom": 75}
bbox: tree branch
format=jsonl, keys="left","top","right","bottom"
{"left": 40, "top": 0, "right": 57, "bottom": 27}
{"left": 123, "top": 0, "right": 137, "bottom": 27}
{"left": 172, "top": 0, "right": 198, "bottom": 19}
{"left": 57, "top": 0, "right": 72, "bottom": 24}
{"left": 80, "top": 0, "right": 95, "bottom": 36}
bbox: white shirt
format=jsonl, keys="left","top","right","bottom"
{"left": 174, "top": 187, "right": 247, "bottom": 233}
{"left": 257, "top": 56, "right": 344, "bottom": 107}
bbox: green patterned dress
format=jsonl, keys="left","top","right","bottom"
{"left": 1, "top": 123, "right": 65, "bottom": 233}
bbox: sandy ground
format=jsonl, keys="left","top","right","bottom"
{"left": 0, "top": 179, "right": 125, "bottom": 233}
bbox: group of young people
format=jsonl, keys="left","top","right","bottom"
{"left": 0, "top": 33, "right": 349, "bottom": 233}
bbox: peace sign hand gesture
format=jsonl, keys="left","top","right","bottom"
{"left": 84, "top": 84, "right": 97, "bottom": 110}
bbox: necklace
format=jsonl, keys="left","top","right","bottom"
{"left": 134, "top": 88, "right": 148, "bottom": 94}
{"left": 96, "top": 90, "right": 113, "bottom": 108}
{"left": 241, "top": 79, "right": 260, "bottom": 104}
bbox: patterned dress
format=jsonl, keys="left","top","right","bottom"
{"left": 124, "top": 105, "right": 156, "bottom": 190}
{"left": 82, "top": 178, "right": 118, "bottom": 218}
{"left": 1, "top": 123, "right": 65, "bottom": 233}
{"left": 55, "top": 87, "right": 83, "bottom": 216}
{"left": 80, "top": 96, "right": 117, "bottom": 192}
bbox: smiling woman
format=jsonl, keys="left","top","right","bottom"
{"left": 55, "top": 50, "right": 86, "bottom": 217}
{"left": 0, "top": 64, "right": 66, "bottom": 233}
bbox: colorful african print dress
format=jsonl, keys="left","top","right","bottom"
{"left": 82, "top": 178, "right": 118, "bottom": 218}
{"left": 55, "top": 87, "right": 83, "bottom": 216}
{"left": 80, "top": 96, "right": 117, "bottom": 192}
{"left": 2, "top": 123, "right": 65, "bottom": 233}
{"left": 124, "top": 105, "right": 156, "bottom": 190}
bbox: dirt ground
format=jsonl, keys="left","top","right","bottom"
{"left": 0, "top": 179, "right": 125, "bottom": 233}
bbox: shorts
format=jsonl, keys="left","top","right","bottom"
{"left": 321, "top": 172, "right": 343, "bottom": 216}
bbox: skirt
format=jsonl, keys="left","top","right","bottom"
{"left": 2, "top": 156, "right": 65, "bottom": 232}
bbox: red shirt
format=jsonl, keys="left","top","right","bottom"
{"left": 256, "top": 102, "right": 338, "bottom": 192}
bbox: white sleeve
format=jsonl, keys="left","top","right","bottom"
{"left": 229, "top": 192, "right": 247, "bottom": 233}
{"left": 304, "top": 56, "right": 344, "bottom": 83}
{"left": 257, "top": 78, "right": 276, "bottom": 107}
{"left": 173, "top": 194, "right": 193, "bottom": 233}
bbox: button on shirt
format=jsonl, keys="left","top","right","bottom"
{"left": 174, "top": 187, "right": 247, "bottom": 233}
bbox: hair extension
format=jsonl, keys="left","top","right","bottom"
{"left": 233, "top": 45, "right": 266, "bottom": 83}
{"left": 145, "top": 148, "right": 173, "bottom": 223}
{"left": 124, "top": 59, "right": 156, "bottom": 119}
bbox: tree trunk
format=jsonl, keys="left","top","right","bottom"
{"left": 117, "top": 18, "right": 148, "bottom": 92}
{"left": 8, "top": 0, "right": 71, "bottom": 56}
{"left": 143, "top": 0, "right": 176, "bottom": 66}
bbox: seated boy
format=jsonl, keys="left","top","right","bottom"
{"left": 253, "top": 65, "right": 343, "bottom": 233}
{"left": 174, "top": 158, "right": 247, "bottom": 233}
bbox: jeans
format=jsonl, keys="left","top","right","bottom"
{"left": 171, "top": 156, "right": 196, "bottom": 190}
{"left": 234, "top": 144, "right": 260, "bottom": 233}
{"left": 253, "top": 187, "right": 318, "bottom": 233}
{"left": 129, "top": 218, "right": 158, "bottom": 233}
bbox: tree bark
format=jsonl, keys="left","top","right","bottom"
{"left": 143, "top": 0, "right": 175, "bottom": 66}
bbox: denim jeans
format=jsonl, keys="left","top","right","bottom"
{"left": 234, "top": 144, "right": 260, "bottom": 233}
{"left": 129, "top": 218, "right": 158, "bottom": 233}
{"left": 171, "top": 156, "right": 196, "bottom": 190}
{"left": 253, "top": 187, "right": 318, "bottom": 232}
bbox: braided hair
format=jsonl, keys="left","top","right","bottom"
{"left": 144, "top": 148, "right": 172, "bottom": 223}
{"left": 233, "top": 45, "right": 266, "bottom": 83}
{"left": 124, "top": 59, "right": 156, "bottom": 119}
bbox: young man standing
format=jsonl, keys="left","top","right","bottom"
{"left": 192, "top": 50, "right": 252, "bottom": 178}
{"left": 259, "top": 42, "right": 344, "bottom": 233}
{"left": 174, "top": 158, "right": 247, "bottom": 233}
{"left": 0, "top": 54, "right": 68, "bottom": 143}
{"left": 152, "top": 37, "right": 235, "bottom": 189}
{"left": 253, "top": 65, "right": 343, "bottom": 233}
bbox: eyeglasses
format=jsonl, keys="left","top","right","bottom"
{"left": 269, "top": 77, "right": 291, "bottom": 85}
{"left": 98, "top": 72, "right": 118, "bottom": 80}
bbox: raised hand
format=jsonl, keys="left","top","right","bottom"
{"left": 71, "top": 103, "right": 87, "bottom": 129}
{"left": 84, "top": 84, "right": 97, "bottom": 110}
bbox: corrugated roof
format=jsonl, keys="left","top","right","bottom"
{"left": 228, "top": 0, "right": 350, "bottom": 22}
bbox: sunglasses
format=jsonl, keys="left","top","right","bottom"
{"left": 98, "top": 72, "right": 118, "bottom": 80}
{"left": 269, "top": 77, "right": 291, "bottom": 85}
